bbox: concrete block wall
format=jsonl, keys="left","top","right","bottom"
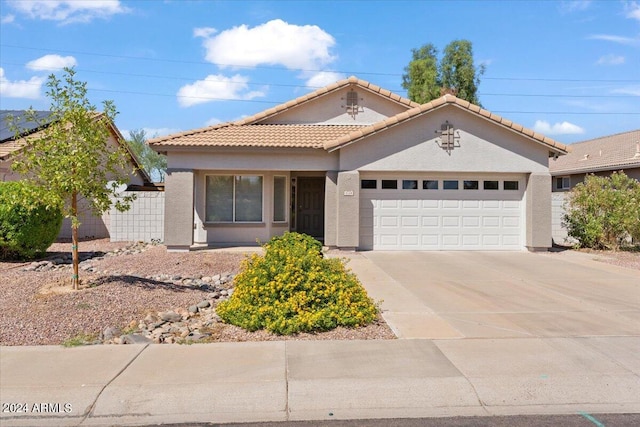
{"left": 552, "top": 192, "right": 575, "bottom": 246}
{"left": 110, "top": 191, "right": 165, "bottom": 242}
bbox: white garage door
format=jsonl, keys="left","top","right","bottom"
{"left": 359, "top": 176, "right": 525, "bottom": 250}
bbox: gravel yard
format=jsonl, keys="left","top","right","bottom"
{"left": 0, "top": 239, "right": 395, "bottom": 346}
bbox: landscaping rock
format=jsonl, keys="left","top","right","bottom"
{"left": 159, "top": 311, "right": 182, "bottom": 322}
{"left": 121, "top": 334, "right": 152, "bottom": 344}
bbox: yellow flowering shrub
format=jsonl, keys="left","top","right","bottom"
{"left": 216, "top": 232, "right": 378, "bottom": 335}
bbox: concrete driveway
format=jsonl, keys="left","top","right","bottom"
{"left": 346, "top": 250, "right": 640, "bottom": 340}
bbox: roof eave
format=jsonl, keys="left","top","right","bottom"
{"left": 550, "top": 162, "right": 640, "bottom": 176}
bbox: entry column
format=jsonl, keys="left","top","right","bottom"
{"left": 525, "top": 172, "right": 552, "bottom": 251}
{"left": 336, "top": 171, "right": 360, "bottom": 250}
{"left": 164, "top": 168, "right": 194, "bottom": 251}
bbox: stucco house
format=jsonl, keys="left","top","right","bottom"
{"left": 549, "top": 129, "right": 640, "bottom": 244}
{"left": 150, "top": 76, "right": 569, "bottom": 252}
{"left": 0, "top": 110, "right": 152, "bottom": 239}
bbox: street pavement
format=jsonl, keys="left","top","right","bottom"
{"left": 1, "top": 250, "right": 639, "bottom": 426}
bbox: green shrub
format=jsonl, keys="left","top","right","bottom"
{"left": 563, "top": 172, "right": 640, "bottom": 250}
{"left": 0, "top": 181, "right": 63, "bottom": 260}
{"left": 217, "top": 232, "right": 378, "bottom": 335}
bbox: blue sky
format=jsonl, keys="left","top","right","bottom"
{"left": 1, "top": 0, "right": 639, "bottom": 144}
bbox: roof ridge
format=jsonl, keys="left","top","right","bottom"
{"left": 568, "top": 128, "right": 640, "bottom": 146}
{"left": 324, "top": 94, "right": 569, "bottom": 154}
{"left": 148, "top": 121, "right": 235, "bottom": 145}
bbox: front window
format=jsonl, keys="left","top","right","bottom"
{"left": 556, "top": 176, "right": 570, "bottom": 190}
{"left": 206, "top": 175, "right": 263, "bottom": 222}
{"left": 273, "top": 176, "right": 287, "bottom": 222}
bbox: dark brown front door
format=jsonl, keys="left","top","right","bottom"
{"left": 296, "top": 177, "right": 325, "bottom": 239}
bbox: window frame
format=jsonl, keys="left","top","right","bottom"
{"left": 205, "top": 174, "right": 264, "bottom": 224}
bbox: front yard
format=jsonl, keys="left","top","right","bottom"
{"left": 0, "top": 239, "right": 394, "bottom": 346}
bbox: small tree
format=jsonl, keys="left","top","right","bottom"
{"left": 127, "top": 129, "right": 167, "bottom": 182}
{"left": 402, "top": 39, "right": 485, "bottom": 105}
{"left": 9, "top": 67, "right": 135, "bottom": 289}
{"left": 563, "top": 172, "right": 640, "bottom": 250}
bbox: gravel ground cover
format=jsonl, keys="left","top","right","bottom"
{"left": 0, "top": 239, "right": 394, "bottom": 346}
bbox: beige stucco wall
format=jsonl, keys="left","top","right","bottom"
{"left": 340, "top": 106, "right": 551, "bottom": 173}
{"left": 167, "top": 147, "right": 338, "bottom": 172}
{"left": 164, "top": 169, "right": 194, "bottom": 250}
{"left": 525, "top": 173, "right": 552, "bottom": 250}
{"left": 261, "top": 86, "right": 410, "bottom": 125}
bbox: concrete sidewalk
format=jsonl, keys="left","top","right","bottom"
{"left": 2, "top": 336, "right": 639, "bottom": 426}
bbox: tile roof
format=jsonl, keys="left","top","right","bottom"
{"left": 148, "top": 77, "right": 568, "bottom": 157}
{"left": 549, "top": 129, "right": 640, "bottom": 175}
{"left": 0, "top": 110, "right": 152, "bottom": 183}
{"left": 324, "top": 94, "right": 570, "bottom": 154}
{"left": 150, "top": 124, "right": 365, "bottom": 149}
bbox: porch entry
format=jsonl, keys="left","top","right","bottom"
{"left": 295, "top": 177, "right": 325, "bottom": 239}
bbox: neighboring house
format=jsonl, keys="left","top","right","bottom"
{"left": 549, "top": 129, "right": 640, "bottom": 244}
{"left": 150, "top": 76, "right": 568, "bottom": 252}
{"left": 0, "top": 110, "right": 152, "bottom": 239}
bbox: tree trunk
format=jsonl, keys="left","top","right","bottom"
{"left": 71, "top": 192, "right": 80, "bottom": 290}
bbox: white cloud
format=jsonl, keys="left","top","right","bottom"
{"left": 588, "top": 34, "right": 640, "bottom": 46}
{"left": 26, "top": 54, "right": 77, "bottom": 71}
{"left": 7, "top": 0, "right": 128, "bottom": 24}
{"left": 611, "top": 86, "right": 640, "bottom": 96}
{"left": 205, "top": 117, "right": 223, "bottom": 127}
{"left": 305, "top": 71, "right": 345, "bottom": 88}
{"left": 596, "top": 54, "right": 625, "bottom": 65}
{"left": 560, "top": 0, "right": 592, "bottom": 13}
{"left": 176, "top": 74, "right": 266, "bottom": 107}
{"left": 197, "top": 19, "right": 336, "bottom": 70}
{"left": 193, "top": 27, "right": 217, "bottom": 38}
{"left": 1, "top": 14, "right": 15, "bottom": 24}
{"left": 533, "top": 120, "right": 585, "bottom": 135}
{"left": 625, "top": 1, "right": 640, "bottom": 21}
{"left": 0, "top": 68, "right": 44, "bottom": 99}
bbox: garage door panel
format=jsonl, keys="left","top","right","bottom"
{"left": 463, "top": 200, "right": 480, "bottom": 208}
{"left": 422, "top": 216, "right": 439, "bottom": 227}
{"left": 483, "top": 200, "right": 500, "bottom": 209}
{"left": 401, "top": 216, "right": 419, "bottom": 227}
{"left": 442, "top": 200, "right": 460, "bottom": 208}
{"left": 462, "top": 216, "right": 480, "bottom": 227}
{"left": 503, "top": 200, "right": 520, "bottom": 209}
{"left": 401, "top": 234, "right": 420, "bottom": 246}
{"left": 380, "top": 216, "right": 398, "bottom": 227}
{"left": 381, "top": 200, "right": 399, "bottom": 208}
{"left": 442, "top": 216, "right": 460, "bottom": 227}
{"left": 422, "top": 200, "right": 439, "bottom": 209}
{"left": 483, "top": 216, "right": 500, "bottom": 227}
{"left": 502, "top": 216, "right": 520, "bottom": 227}
{"left": 401, "top": 199, "right": 419, "bottom": 208}
{"left": 442, "top": 234, "right": 461, "bottom": 246}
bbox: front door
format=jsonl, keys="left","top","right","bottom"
{"left": 296, "top": 177, "right": 325, "bottom": 239}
